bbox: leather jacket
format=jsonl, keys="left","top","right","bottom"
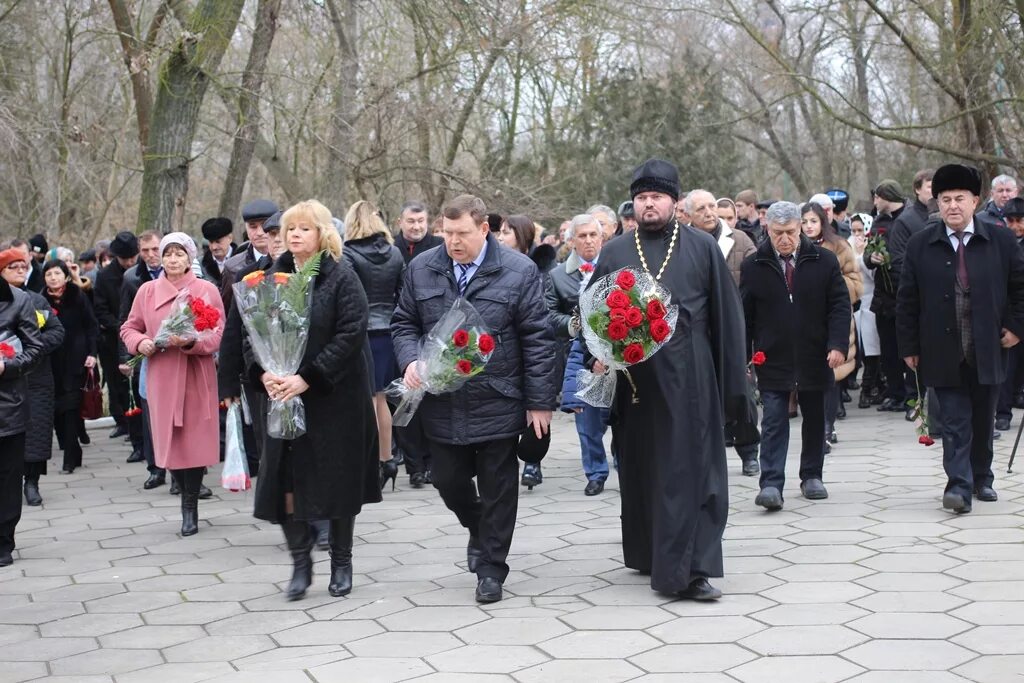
{"left": 342, "top": 234, "right": 406, "bottom": 332}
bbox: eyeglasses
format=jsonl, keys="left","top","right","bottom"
{"left": 4, "top": 263, "right": 29, "bottom": 272}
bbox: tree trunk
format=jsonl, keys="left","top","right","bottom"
{"left": 323, "top": 0, "right": 359, "bottom": 215}
{"left": 136, "top": 0, "right": 245, "bottom": 233}
{"left": 218, "top": 0, "right": 282, "bottom": 231}
{"left": 846, "top": 1, "right": 879, "bottom": 189}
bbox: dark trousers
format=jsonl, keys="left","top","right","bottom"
{"left": 824, "top": 375, "right": 838, "bottom": 432}
{"left": 55, "top": 408, "right": 83, "bottom": 471}
{"left": 877, "top": 315, "right": 906, "bottom": 403}
{"left": 932, "top": 364, "right": 998, "bottom": 501}
{"left": 127, "top": 369, "right": 143, "bottom": 451}
{"left": 996, "top": 346, "right": 1024, "bottom": 422}
{"left": 395, "top": 411, "right": 432, "bottom": 475}
{"left": 140, "top": 399, "right": 162, "bottom": 476}
{"left": 861, "top": 356, "right": 882, "bottom": 395}
{"left": 98, "top": 336, "right": 129, "bottom": 427}
{"left": 0, "top": 433, "right": 26, "bottom": 556}
{"left": 760, "top": 389, "right": 825, "bottom": 494}
{"left": 429, "top": 436, "right": 519, "bottom": 581}
{"left": 241, "top": 383, "right": 262, "bottom": 477}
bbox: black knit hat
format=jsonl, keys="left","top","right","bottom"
{"left": 108, "top": 231, "right": 139, "bottom": 258}
{"left": 873, "top": 179, "right": 904, "bottom": 203}
{"left": 28, "top": 233, "right": 48, "bottom": 255}
{"left": 932, "top": 164, "right": 982, "bottom": 198}
{"left": 516, "top": 427, "right": 550, "bottom": 464}
{"left": 241, "top": 199, "right": 279, "bottom": 222}
{"left": 1004, "top": 196, "right": 1024, "bottom": 218}
{"left": 201, "top": 217, "right": 234, "bottom": 241}
{"left": 630, "top": 158, "right": 681, "bottom": 201}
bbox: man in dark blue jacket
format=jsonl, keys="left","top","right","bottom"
{"left": 898, "top": 164, "right": 1024, "bottom": 514}
{"left": 392, "top": 194, "right": 556, "bottom": 604}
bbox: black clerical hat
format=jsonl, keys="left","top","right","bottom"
{"left": 932, "top": 164, "right": 982, "bottom": 198}
{"left": 630, "top": 158, "right": 681, "bottom": 201}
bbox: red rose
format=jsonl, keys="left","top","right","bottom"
{"left": 918, "top": 435, "right": 935, "bottom": 446}
{"left": 615, "top": 270, "right": 636, "bottom": 290}
{"left": 622, "top": 342, "right": 645, "bottom": 364}
{"left": 624, "top": 306, "right": 644, "bottom": 328}
{"left": 51, "top": 308, "right": 59, "bottom": 317}
{"left": 646, "top": 299, "right": 666, "bottom": 320}
{"left": 0, "top": 343, "right": 13, "bottom": 359}
{"left": 607, "top": 321, "right": 629, "bottom": 341}
{"left": 609, "top": 309, "right": 627, "bottom": 323}
{"left": 579, "top": 263, "right": 594, "bottom": 274}
{"left": 606, "top": 290, "right": 630, "bottom": 310}
{"left": 751, "top": 351, "right": 767, "bottom": 366}
{"left": 649, "top": 318, "right": 671, "bottom": 343}
{"left": 478, "top": 333, "right": 495, "bottom": 354}
{"left": 456, "top": 359, "right": 473, "bottom": 375}
{"left": 452, "top": 329, "right": 470, "bottom": 348}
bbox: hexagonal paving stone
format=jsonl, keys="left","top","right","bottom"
{"left": 561, "top": 606, "right": 674, "bottom": 630}
{"left": 628, "top": 644, "right": 756, "bottom": 673}
{"left": 843, "top": 639, "right": 977, "bottom": 670}
{"left": 144, "top": 601, "right": 245, "bottom": 625}
{"left": 346, "top": 632, "right": 462, "bottom": 658}
{"left": 455, "top": 617, "right": 570, "bottom": 645}
{"left": 378, "top": 606, "right": 489, "bottom": 631}
{"left": 760, "top": 581, "right": 872, "bottom": 604}
{"left": 739, "top": 625, "right": 867, "bottom": 655}
{"left": 50, "top": 648, "right": 162, "bottom": 676}
{"left": 646, "top": 616, "right": 763, "bottom": 644}
{"left": 2, "top": 637, "right": 98, "bottom": 662}
{"left": 954, "top": 655, "right": 1024, "bottom": 683}
{"left": 272, "top": 620, "right": 383, "bottom": 646}
{"left": 426, "top": 645, "right": 548, "bottom": 673}
{"left": 854, "top": 591, "right": 968, "bottom": 613}
{"left": 848, "top": 612, "right": 973, "bottom": 639}
{"left": 515, "top": 658, "right": 644, "bottom": 683}
{"left": 728, "top": 655, "right": 864, "bottom": 683}
{"left": 84, "top": 591, "right": 183, "bottom": 613}
{"left": 844, "top": 674, "right": 973, "bottom": 683}
{"left": 163, "top": 634, "right": 275, "bottom": 662}
{"left": 99, "top": 625, "right": 205, "bottom": 649}
{"left": 855, "top": 572, "right": 964, "bottom": 592}
{"left": 537, "top": 630, "right": 660, "bottom": 659}
{"left": 39, "top": 613, "right": 143, "bottom": 637}
{"left": 115, "top": 662, "right": 237, "bottom": 683}
{"left": 951, "top": 601, "right": 1024, "bottom": 625}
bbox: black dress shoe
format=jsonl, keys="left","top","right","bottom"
{"left": 741, "top": 460, "right": 760, "bottom": 476}
{"left": 109, "top": 425, "right": 128, "bottom": 439}
{"left": 521, "top": 464, "right": 542, "bottom": 490}
{"left": 801, "top": 478, "right": 829, "bottom": 500}
{"left": 840, "top": 389, "right": 851, "bottom": 403}
{"left": 0, "top": 551, "right": 12, "bottom": 567}
{"left": 126, "top": 449, "right": 145, "bottom": 463}
{"left": 995, "top": 418, "right": 1011, "bottom": 431}
{"left": 409, "top": 472, "right": 426, "bottom": 489}
{"left": 1015, "top": 393, "right": 1024, "bottom": 409}
{"left": 943, "top": 492, "right": 971, "bottom": 513}
{"left": 143, "top": 474, "right": 165, "bottom": 490}
{"left": 827, "top": 431, "right": 838, "bottom": 444}
{"left": 24, "top": 482, "right": 42, "bottom": 506}
{"left": 584, "top": 480, "right": 605, "bottom": 496}
{"left": 836, "top": 403, "right": 846, "bottom": 420}
{"left": 475, "top": 577, "right": 503, "bottom": 603}
{"left": 847, "top": 379, "right": 860, "bottom": 390}
{"left": 678, "top": 578, "right": 722, "bottom": 601}
{"left": 877, "top": 398, "right": 903, "bottom": 412}
{"left": 755, "top": 487, "right": 783, "bottom": 511}
{"left": 467, "top": 536, "right": 483, "bottom": 573}
{"left": 423, "top": 469, "right": 433, "bottom": 485}
{"left": 994, "top": 431, "right": 1002, "bottom": 440}
{"left": 974, "top": 486, "right": 998, "bottom": 502}
{"left": 198, "top": 484, "right": 213, "bottom": 500}
{"left": 858, "top": 393, "right": 872, "bottom": 409}
{"left": 905, "top": 406, "right": 918, "bottom": 422}
{"left": 79, "top": 432, "right": 91, "bottom": 445}
{"left": 824, "top": 441, "right": 832, "bottom": 455}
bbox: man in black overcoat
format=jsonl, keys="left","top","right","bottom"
{"left": 93, "top": 231, "right": 138, "bottom": 439}
{"left": 897, "top": 163, "right": 1024, "bottom": 514}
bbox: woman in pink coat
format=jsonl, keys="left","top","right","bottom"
{"left": 121, "top": 233, "right": 224, "bottom": 537}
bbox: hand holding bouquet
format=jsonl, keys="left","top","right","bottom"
{"left": 576, "top": 267, "right": 679, "bottom": 407}
{"left": 387, "top": 298, "right": 496, "bottom": 426}
{"left": 127, "top": 290, "right": 221, "bottom": 367}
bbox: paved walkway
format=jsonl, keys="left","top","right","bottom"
{"left": 1, "top": 404, "right": 1023, "bottom": 683}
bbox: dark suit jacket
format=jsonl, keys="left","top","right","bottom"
{"left": 896, "top": 216, "right": 1024, "bottom": 387}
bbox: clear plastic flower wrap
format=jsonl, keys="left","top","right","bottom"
{"left": 232, "top": 254, "right": 321, "bottom": 440}
{"left": 576, "top": 267, "right": 679, "bottom": 407}
{"left": 386, "top": 298, "right": 496, "bottom": 427}
{"left": 0, "top": 331, "right": 23, "bottom": 360}
{"left": 221, "top": 403, "right": 251, "bottom": 491}
{"left": 127, "top": 289, "right": 221, "bottom": 368}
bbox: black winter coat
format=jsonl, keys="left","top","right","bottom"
{"left": 896, "top": 218, "right": 1024, "bottom": 388}
{"left": 23, "top": 289, "right": 64, "bottom": 462}
{"left": 0, "top": 279, "right": 43, "bottom": 438}
{"left": 740, "top": 236, "right": 852, "bottom": 392}
{"left": 220, "top": 244, "right": 262, "bottom": 312}
{"left": 395, "top": 232, "right": 443, "bottom": 264}
{"left": 244, "top": 253, "right": 381, "bottom": 523}
{"left": 218, "top": 255, "right": 272, "bottom": 400}
{"left": 342, "top": 234, "right": 405, "bottom": 332}
{"left": 887, "top": 200, "right": 930, "bottom": 290}
{"left": 117, "top": 262, "right": 156, "bottom": 363}
{"left": 93, "top": 259, "right": 130, "bottom": 336}
{"left": 45, "top": 283, "right": 98, "bottom": 412}
{"left": 866, "top": 205, "right": 904, "bottom": 318}
{"left": 391, "top": 234, "right": 558, "bottom": 445}
{"left": 545, "top": 262, "right": 584, "bottom": 341}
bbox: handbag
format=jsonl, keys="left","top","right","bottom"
{"left": 80, "top": 367, "right": 103, "bottom": 420}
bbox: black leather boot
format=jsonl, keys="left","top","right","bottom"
{"left": 328, "top": 517, "right": 354, "bottom": 597}
{"left": 24, "top": 479, "right": 42, "bottom": 506}
{"left": 179, "top": 468, "right": 201, "bottom": 537}
{"left": 281, "top": 519, "right": 313, "bottom": 600}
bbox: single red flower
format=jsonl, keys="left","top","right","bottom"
{"left": 615, "top": 270, "right": 636, "bottom": 290}
{"left": 607, "top": 320, "right": 629, "bottom": 341}
{"left": 650, "top": 318, "right": 671, "bottom": 343}
{"left": 456, "top": 359, "right": 473, "bottom": 375}
{"left": 752, "top": 351, "right": 767, "bottom": 366}
{"left": 452, "top": 329, "right": 470, "bottom": 348}
{"left": 51, "top": 308, "right": 59, "bottom": 317}
{"left": 918, "top": 435, "right": 935, "bottom": 446}
{"left": 622, "top": 342, "right": 645, "bottom": 364}
{"left": 606, "top": 290, "right": 630, "bottom": 310}
{"left": 579, "top": 263, "right": 594, "bottom": 274}
{"left": 646, "top": 299, "right": 666, "bottom": 320}
{"left": 478, "top": 333, "right": 495, "bottom": 354}
{"left": 609, "top": 309, "right": 626, "bottom": 323}
{"left": 624, "top": 306, "right": 644, "bottom": 328}
{"left": 0, "top": 343, "right": 14, "bottom": 359}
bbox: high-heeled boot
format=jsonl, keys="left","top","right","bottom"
{"left": 281, "top": 519, "right": 313, "bottom": 601}
{"left": 328, "top": 516, "right": 355, "bottom": 597}
{"left": 179, "top": 468, "right": 201, "bottom": 536}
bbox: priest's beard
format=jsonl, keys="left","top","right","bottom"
{"left": 639, "top": 211, "right": 673, "bottom": 232}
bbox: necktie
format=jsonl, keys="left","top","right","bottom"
{"left": 456, "top": 263, "right": 471, "bottom": 295}
{"left": 783, "top": 255, "right": 795, "bottom": 293}
{"left": 408, "top": 243, "right": 415, "bottom": 256}
{"left": 955, "top": 232, "right": 969, "bottom": 289}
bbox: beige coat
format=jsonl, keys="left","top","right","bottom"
{"left": 715, "top": 220, "right": 757, "bottom": 287}
{"left": 819, "top": 237, "right": 861, "bottom": 379}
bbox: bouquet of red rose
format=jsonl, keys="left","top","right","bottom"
{"left": 576, "top": 267, "right": 679, "bottom": 407}
{"left": 387, "top": 298, "right": 496, "bottom": 426}
{"left": 127, "top": 289, "right": 221, "bottom": 368}
{"left": 0, "top": 332, "right": 22, "bottom": 360}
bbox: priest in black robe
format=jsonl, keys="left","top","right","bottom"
{"left": 584, "top": 159, "right": 751, "bottom": 600}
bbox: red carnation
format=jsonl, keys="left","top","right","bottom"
{"left": 752, "top": 351, "right": 767, "bottom": 366}
{"left": 607, "top": 320, "right": 629, "bottom": 341}
{"left": 51, "top": 308, "right": 59, "bottom": 317}
{"left": 646, "top": 299, "right": 666, "bottom": 320}
{"left": 477, "top": 333, "right": 495, "bottom": 354}
{"left": 615, "top": 270, "right": 636, "bottom": 290}
{"left": 579, "top": 263, "right": 594, "bottom": 274}
{"left": 650, "top": 318, "right": 671, "bottom": 343}
{"left": 918, "top": 435, "right": 935, "bottom": 446}
{"left": 622, "top": 342, "right": 644, "bottom": 364}
{"left": 606, "top": 290, "right": 630, "bottom": 310}
{"left": 0, "top": 343, "right": 14, "bottom": 359}
{"left": 456, "top": 359, "right": 473, "bottom": 375}
{"left": 624, "top": 306, "right": 644, "bottom": 328}
{"left": 452, "top": 329, "right": 470, "bottom": 348}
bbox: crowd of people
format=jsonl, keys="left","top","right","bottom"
{"left": 0, "top": 158, "right": 1021, "bottom": 605}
